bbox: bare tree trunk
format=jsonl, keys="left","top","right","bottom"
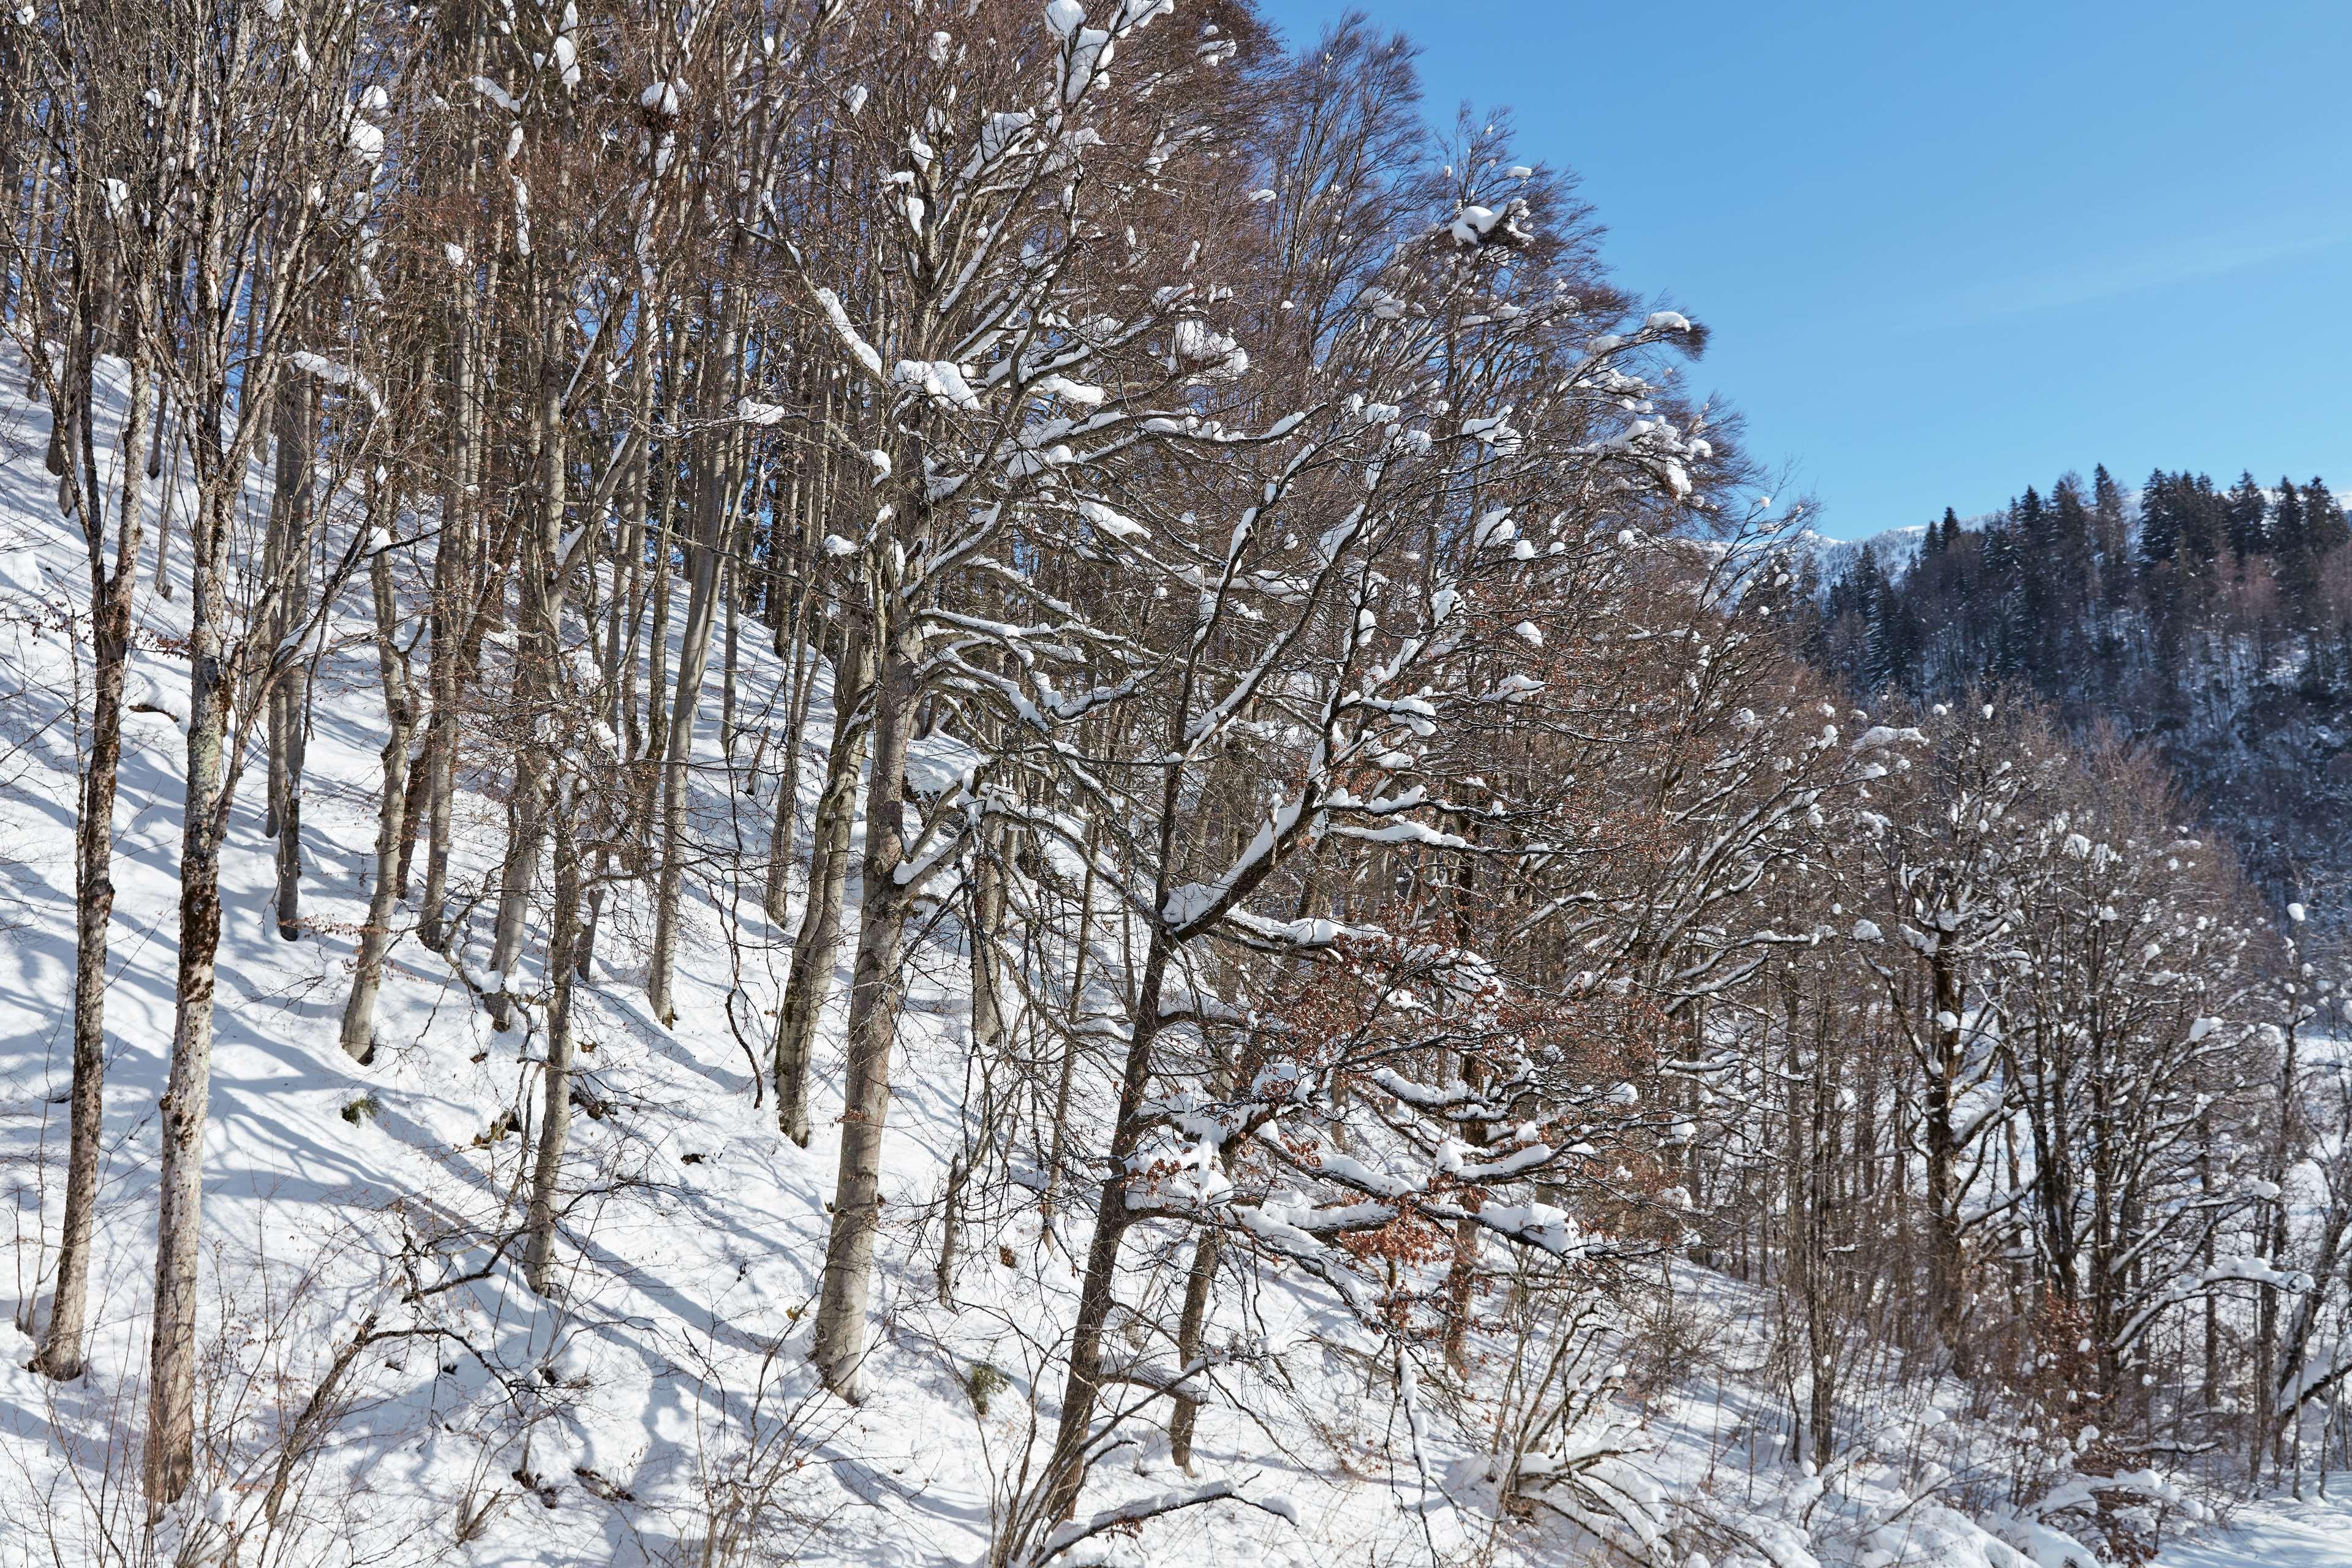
{"left": 1044, "top": 835, "right": 1098, "bottom": 1207}
{"left": 146, "top": 481, "right": 236, "bottom": 1510}
{"left": 762, "top": 388, "right": 827, "bottom": 922}
{"left": 274, "top": 662, "right": 314, "bottom": 937}
{"left": 719, "top": 487, "right": 746, "bottom": 756}
{"left": 1924, "top": 950, "right": 1969, "bottom": 1374}
{"left": 390, "top": 716, "right": 432, "bottom": 902}
{"left": 646, "top": 300, "right": 736, "bottom": 1025}
{"left": 151, "top": 392, "right": 181, "bottom": 600}
{"left": 970, "top": 817, "right": 1007, "bottom": 1058}
{"left": 34, "top": 328, "right": 148, "bottom": 1383}
{"left": 2198, "top": 1116, "right": 2220, "bottom": 1411}
{"left": 579, "top": 317, "right": 655, "bottom": 978}
{"left": 1038, "top": 935, "right": 1174, "bottom": 1522}
{"left": 1167, "top": 1231, "right": 1218, "bottom": 1471}
{"left": 640, "top": 369, "right": 682, "bottom": 804}
{"left": 1440, "top": 1059, "right": 1491, "bottom": 1371}
{"left": 767, "top": 372, "right": 814, "bottom": 663}
{"left": 415, "top": 667, "right": 461, "bottom": 956}
{"left": 486, "top": 700, "right": 545, "bottom": 1031}
{"left": 935, "top": 1150, "right": 968, "bottom": 1305}
{"left": 774, "top": 621, "right": 872, "bottom": 1145}
{"left": 603, "top": 325, "right": 653, "bottom": 707}
{"left": 810, "top": 609, "right": 919, "bottom": 1401}
{"left": 761, "top": 616, "right": 813, "bottom": 924}
{"left": 418, "top": 267, "right": 483, "bottom": 953}
{"left": 524, "top": 804, "right": 585, "bottom": 1294}
{"left": 937, "top": 829, "right": 1008, "bottom": 1308}
{"left": 486, "top": 274, "right": 567, "bottom": 1030}
{"left": 338, "top": 529, "right": 417, "bottom": 1061}
{"left": 266, "top": 372, "right": 314, "bottom": 939}
{"left": 2256, "top": 1020, "right": 2302, "bottom": 1478}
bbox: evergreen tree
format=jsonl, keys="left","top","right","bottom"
{"left": 2015, "top": 485, "right": 2050, "bottom": 554}
{"left": 2013, "top": 487, "right": 2056, "bottom": 677}
{"left": 2041, "top": 475, "right": 2096, "bottom": 684}
{"left": 2226, "top": 470, "right": 2267, "bottom": 563}
{"left": 2305, "top": 476, "right": 2348, "bottom": 556}
{"left": 2137, "top": 468, "right": 2177, "bottom": 568}
{"left": 2272, "top": 477, "right": 2307, "bottom": 557}
{"left": 1814, "top": 550, "right": 1875, "bottom": 687}
{"left": 1980, "top": 513, "right": 2029, "bottom": 679}
{"left": 2180, "top": 472, "right": 2223, "bottom": 568}
{"left": 1864, "top": 544, "right": 1926, "bottom": 695}
{"left": 2279, "top": 477, "right": 2348, "bottom": 624}
{"left": 2092, "top": 463, "right": 2130, "bottom": 608}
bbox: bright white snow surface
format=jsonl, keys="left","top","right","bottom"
{"left": 0, "top": 350, "right": 1485, "bottom": 1564}
{"left": 0, "top": 352, "right": 2334, "bottom": 1567}
{"left": 2156, "top": 1485, "right": 2352, "bottom": 1567}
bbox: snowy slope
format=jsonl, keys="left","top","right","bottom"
{"left": 0, "top": 352, "right": 1544, "bottom": 1566}
{"left": 2156, "top": 1486, "right": 2352, "bottom": 1567}
{"left": 0, "top": 354, "right": 2331, "bottom": 1568}
{"left": 1804, "top": 522, "right": 1933, "bottom": 587}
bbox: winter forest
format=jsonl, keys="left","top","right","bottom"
{"left": 0, "top": 2, "right": 2348, "bottom": 1566}
{"left": 1813, "top": 470, "right": 2352, "bottom": 940}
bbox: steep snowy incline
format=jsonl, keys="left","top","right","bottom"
{"left": 6, "top": 353, "right": 2346, "bottom": 1568}
{"left": 0, "top": 350, "right": 1545, "bottom": 1567}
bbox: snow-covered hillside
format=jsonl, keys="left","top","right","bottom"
{"left": 6, "top": 2, "right": 2346, "bottom": 1562}
{"left": 0, "top": 352, "right": 1416, "bottom": 1565}
{"left": 1802, "top": 522, "right": 1934, "bottom": 587}
{"left": 0, "top": 358, "right": 2327, "bottom": 1568}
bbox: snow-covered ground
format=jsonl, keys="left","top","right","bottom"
{"left": 2157, "top": 1485, "right": 2352, "bottom": 1567}
{"left": 2, "top": 354, "right": 2344, "bottom": 1567}
{"left": 0, "top": 351, "right": 1524, "bottom": 1566}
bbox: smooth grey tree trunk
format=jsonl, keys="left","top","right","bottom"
{"left": 1036, "top": 932, "right": 1174, "bottom": 1522}
{"left": 1044, "top": 838, "right": 1098, "bottom": 1206}
{"left": 638, "top": 360, "right": 684, "bottom": 814}
{"left": 418, "top": 274, "right": 482, "bottom": 954}
{"left": 773, "top": 623, "right": 872, "bottom": 1145}
{"left": 523, "top": 804, "right": 585, "bottom": 1294}
{"left": 646, "top": 302, "right": 737, "bottom": 1025}
{"left": 266, "top": 374, "right": 314, "bottom": 940}
{"left": 33, "top": 325, "right": 148, "bottom": 1382}
{"left": 762, "top": 386, "right": 829, "bottom": 922}
{"left": 149, "top": 391, "right": 181, "bottom": 600}
{"left": 486, "top": 273, "right": 567, "bottom": 1031}
{"left": 338, "top": 532, "right": 417, "bottom": 1061}
{"left": 810, "top": 609, "right": 919, "bottom": 1401}
{"left": 1167, "top": 1231, "right": 1219, "bottom": 1470}
{"left": 761, "top": 622, "right": 813, "bottom": 924}
{"left": 146, "top": 477, "right": 237, "bottom": 1510}
{"left": 970, "top": 818, "right": 1007, "bottom": 1057}
{"left": 576, "top": 301, "right": 653, "bottom": 984}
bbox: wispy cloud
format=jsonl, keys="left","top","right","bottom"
{"left": 1907, "top": 218, "right": 2352, "bottom": 331}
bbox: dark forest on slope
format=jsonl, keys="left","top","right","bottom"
{"left": 1809, "top": 469, "right": 2352, "bottom": 938}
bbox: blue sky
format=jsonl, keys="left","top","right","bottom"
{"left": 1253, "top": 0, "right": 2352, "bottom": 539}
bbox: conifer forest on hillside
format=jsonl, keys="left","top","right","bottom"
{"left": 1814, "top": 470, "right": 2351, "bottom": 944}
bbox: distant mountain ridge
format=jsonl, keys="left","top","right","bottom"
{"left": 1798, "top": 521, "right": 1934, "bottom": 587}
